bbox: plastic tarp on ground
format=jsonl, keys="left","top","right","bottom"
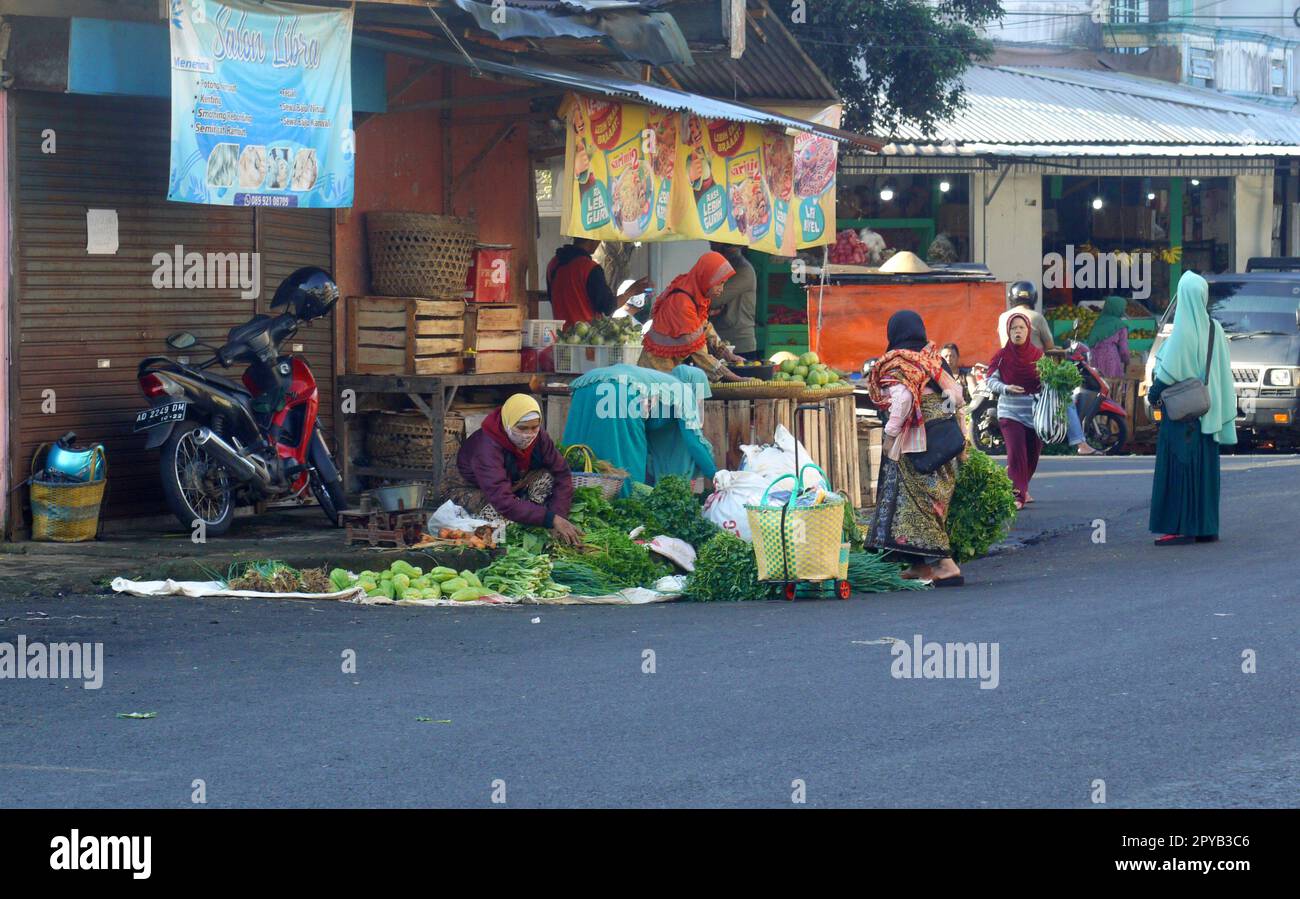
{"left": 809, "top": 281, "right": 1007, "bottom": 371}
{"left": 110, "top": 577, "right": 684, "bottom": 606}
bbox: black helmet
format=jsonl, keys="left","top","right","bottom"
{"left": 1007, "top": 280, "right": 1037, "bottom": 308}
{"left": 272, "top": 267, "right": 339, "bottom": 320}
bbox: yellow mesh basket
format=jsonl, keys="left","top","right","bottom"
{"left": 745, "top": 464, "right": 848, "bottom": 582}
{"left": 29, "top": 446, "right": 107, "bottom": 543}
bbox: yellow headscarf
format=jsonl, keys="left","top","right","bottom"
{"left": 501, "top": 394, "right": 542, "bottom": 429}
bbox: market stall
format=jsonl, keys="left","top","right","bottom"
{"left": 806, "top": 263, "right": 1005, "bottom": 372}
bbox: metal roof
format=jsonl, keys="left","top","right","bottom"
{"left": 354, "top": 33, "right": 874, "bottom": 144}
{"left": 654, "top": 1, "right": 839, "bottom": 104}
{"left": 877, "top": 65, "right": 1300, "bottom": 157}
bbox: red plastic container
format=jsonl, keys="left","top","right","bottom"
{"left": 466, "top": 244, "right": 513, "bottom": 303}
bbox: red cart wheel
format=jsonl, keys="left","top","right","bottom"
{"left": 784, "top": 583, "right": 797, "bottom": 601}
{"left": 837, "top": 580, "right": 851, "bottom": 600}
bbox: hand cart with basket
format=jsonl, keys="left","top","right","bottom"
{"left": 744, "top": 403, "right": 852, "bottom": 601}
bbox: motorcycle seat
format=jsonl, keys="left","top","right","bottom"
{"left": 194, "top": 370, "right": 252, "bottom": 395}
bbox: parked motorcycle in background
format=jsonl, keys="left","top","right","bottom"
{"left": 133, "top": 267, "right": 347, "bottom": 536}
{"left": 967, "top": 363, "right": 1005, "bottom": 455}
{"left": 1064, "top": 340, "right": 1128, "bottom": 455}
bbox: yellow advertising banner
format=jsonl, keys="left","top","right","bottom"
{"left": 560, "top": 95, "right": 836, "bottom": 255}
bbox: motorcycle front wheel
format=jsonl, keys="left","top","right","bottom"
{"left": 160, "top": 424, "right": 235, "bottom": 536}
{"left": 1085, "top": 410, "right": 1128, "bottom": 455}
{"left": 308, "top": 430, "right": 348, "bottom": 526}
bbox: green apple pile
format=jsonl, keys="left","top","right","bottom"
{"left": 771, "top": 351, "right": 845, "bottom": 389}
{"left": 558, "top": 315, "right": 642, "bottom": 346}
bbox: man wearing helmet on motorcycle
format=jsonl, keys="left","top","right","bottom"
{"left": 994, "top": 281, "right": 1099, "bottom": 456}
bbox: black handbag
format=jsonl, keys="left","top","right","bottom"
{"left": 910, "top": 414, "right": 966, "bottom": 474}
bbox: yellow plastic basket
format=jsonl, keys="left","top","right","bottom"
{"left": 29, "top": 446, "right": 107, "bottom": 542}
{"left": 745, "top": 463, "right": 848, "bottom": 583}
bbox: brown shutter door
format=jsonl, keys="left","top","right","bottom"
{"left": 12, "top": 92, "right": 256, "bottom": 519}
{"left": 256, "top": 208, "right": 337, "bottom": 449}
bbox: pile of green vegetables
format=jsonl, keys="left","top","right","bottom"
{"left": 945, "top": 449, "right": 1017, "bottom": 563}
{"left": 1036, "top": 356, "right": 1083, "bottom": 395}
{"left": 331, "top": 560, "right": 492, "bottom": 602}
{"left": 476, "top": 546, "right": 569, "bottom": 599}
{"left": 505, "top": 477, "right": 716, "bottom": 595}
{"left": 687, "top": 533, "right": 761, "bottom": 602}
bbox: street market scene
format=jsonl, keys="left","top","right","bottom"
{"left": 0, "top": 0, "right": 1295, "bottom": 844}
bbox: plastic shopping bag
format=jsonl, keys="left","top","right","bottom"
{"left": 702, "top": 469, "right": 770, "bottom": 541}
{"left": 739, "top": 424, "right": 813, "bottom": 481}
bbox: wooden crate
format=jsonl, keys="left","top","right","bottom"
{"left": 467, "top": 303, "right": 525, "bottom": 333}
{"left": 346, "top": 296, "right": 466, "bottom": 375}
{"left": 471, "top": 351, "right": 523, "bottom": 374}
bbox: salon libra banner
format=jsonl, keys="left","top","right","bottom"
{"left": 167, "top": 0, "right": 354, "bottom": 208}
{"left": 560, "top": 94, "right": 836, "bottom": 255}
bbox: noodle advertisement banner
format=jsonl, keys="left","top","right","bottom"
{"left": 561, "top": 95, "right": 837, "bottom": 255}
{"left": 167, "top": 0, "right": 354, "bottom": 208}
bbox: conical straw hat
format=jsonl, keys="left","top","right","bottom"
{"left": 878, "top": 251, "right": 931, "bottom": 274}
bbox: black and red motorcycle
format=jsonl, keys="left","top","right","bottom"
{"left": 134, "top": 267, "right": 347, "bottom": 536}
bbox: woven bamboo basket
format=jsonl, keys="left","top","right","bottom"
{"left": 366, "top": 212, "right": 478, "bottom": 297}
{"left": 562, "top": 444, "right": 628, "bottom": 499}
{"left": 365, "top": 412, "right": 462, "bottom": 470}
{"left": 795, "top": 383, "right": 856, "bottom": 401}
{"left": 707, "top": 380, "right": 807, "bottom": 400}
{"left": 29, "top": 447, "right": 107, "bottom": 542}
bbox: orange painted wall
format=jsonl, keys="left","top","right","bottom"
{"left": 335, "top": 58, "right": 534, "bottom": 307}
{"left": 808, "top": 281, "right": 1007, "bottom": 371}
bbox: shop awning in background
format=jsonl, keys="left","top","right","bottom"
{"left": 353, "top": 34, "right": 879, "bottom": 147}
{"left": 860, "top": 65, "right": 1300, "bottom": 159}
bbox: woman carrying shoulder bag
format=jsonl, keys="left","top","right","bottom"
{"left": 865, "top": 311, "right": 968, "bottom": 586}
{"left": 1147, "top": 271, "right": 1236, "bottom": 546}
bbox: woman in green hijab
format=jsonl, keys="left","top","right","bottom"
{"left": 1147, "top": 271, "right": 1236, "bottom": 546}
{"left": 1085, "top": 295, "right": 1130, "bottom": 379}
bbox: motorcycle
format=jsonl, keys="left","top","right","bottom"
{"left": 1064, "top": 340, "right": 1128, "bottom": 455}
{"left": 133, "top": 267, "right": 347, "bottom": 536}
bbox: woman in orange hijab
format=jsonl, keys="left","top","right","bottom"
{"left": 639, "top": 251, "right": 748, "bottom": 382}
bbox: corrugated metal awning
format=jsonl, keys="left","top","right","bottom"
{"left": 874, "top": 65, "right": 1300, "bottom": 155}
{"left": 354, "top": 33, "right": 878, "bottom": 145}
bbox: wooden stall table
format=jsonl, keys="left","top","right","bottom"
{"left": 337, "top": 372, "right": 538, "bottom": 495}
{"left": 538, "top": 378, "right": 862, "bottom": 506}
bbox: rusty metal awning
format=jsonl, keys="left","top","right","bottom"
{"left": 353, "top": 33, "right": 880, "bottom": 146}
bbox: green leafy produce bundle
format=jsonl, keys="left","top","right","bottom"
{"left": 476, "top": 546, "right": 569, "bottom": 599}
{"left": 846, "top": 551, "right": 929, "bottom": 592}
{"left": 1035, "top": 355, "right": 1082, "bottom": 395}
{"left": 945, "top": 449, "right": 1017, "bottom": 563}
{"left": 687, "top": 533, "right": 762, "bottom": 602}
{"left": 553, "top": 526, "right": 669, "bottom": 589}
{"left": 550, "top": 559, "right": 621, "bottom": 596}
{"left": 643, "top": 475, "right": 719, "bottom": 546}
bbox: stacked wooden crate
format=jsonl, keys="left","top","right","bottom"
{"left": 464, "top": 304, "right": 524, "bottom": 373}
{"left": 346, "top": 296, "right": 466, "bottom": 375}
{"left": 857, "top": 420, "right": 883, "bottom": 508}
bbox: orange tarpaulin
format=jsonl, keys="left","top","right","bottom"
{"left": 807, "top": 281, "right": 1007, "bottom": 371}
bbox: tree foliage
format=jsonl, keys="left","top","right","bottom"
{"left": 788, "top": 0, "right": 1003, "bottom": 136}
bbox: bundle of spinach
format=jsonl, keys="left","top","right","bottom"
{"left": 687, "top": 533, "right": 762, "bottom": 602}
{"left": 642, "top": 475, "right": 719, "bottom": 546}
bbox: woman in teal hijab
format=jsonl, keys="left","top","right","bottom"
{"left": 563, "top": 363, "right": 717, "bottom": 496}
{"left": 1085, "top": 295, "right": 1130, "bottom": 379}
{"left": 1147, "top": 271, "right": 1236, "bottom": 545}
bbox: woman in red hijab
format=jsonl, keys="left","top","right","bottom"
{"left": 986, "top": 313, "right": 1044, "bottom": 509}
{"left": 640, "top": 251, "right": 748, "bottom": 382}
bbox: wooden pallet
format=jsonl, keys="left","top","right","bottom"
{"left": 346, "top": 296, "right": 466, "bottom": 375}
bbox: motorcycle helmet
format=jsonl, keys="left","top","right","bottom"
{"left": 1007, "top": 280, "right": 1037, "bottom": 308}
{"left": 272, "top": 267, "right": 339, "bottom": 320}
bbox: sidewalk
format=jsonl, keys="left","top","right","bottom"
{"left": 0, "top": 508, "right": 488, "bottom": 595}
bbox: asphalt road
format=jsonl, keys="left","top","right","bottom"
{"left": 1, "top": 454, "right": 1296, "bottom": 808}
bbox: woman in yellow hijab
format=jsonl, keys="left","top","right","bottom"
{"left": 446, "top": 393, "right": 580, "bottom": 543}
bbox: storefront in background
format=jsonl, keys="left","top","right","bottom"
{"left": 1041, "top": 174, "right": 1234, "bottom": 314}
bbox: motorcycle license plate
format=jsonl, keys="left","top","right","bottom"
{"left": 134, "top": 401, "right": 187, "bottom": 432}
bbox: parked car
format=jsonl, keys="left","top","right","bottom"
{"left": 1145, "top": 258, "right": 1300, "bottom": 448}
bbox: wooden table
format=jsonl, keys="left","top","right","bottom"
{"left": 337, "top": 372, "right": 537, "bottom": 493}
